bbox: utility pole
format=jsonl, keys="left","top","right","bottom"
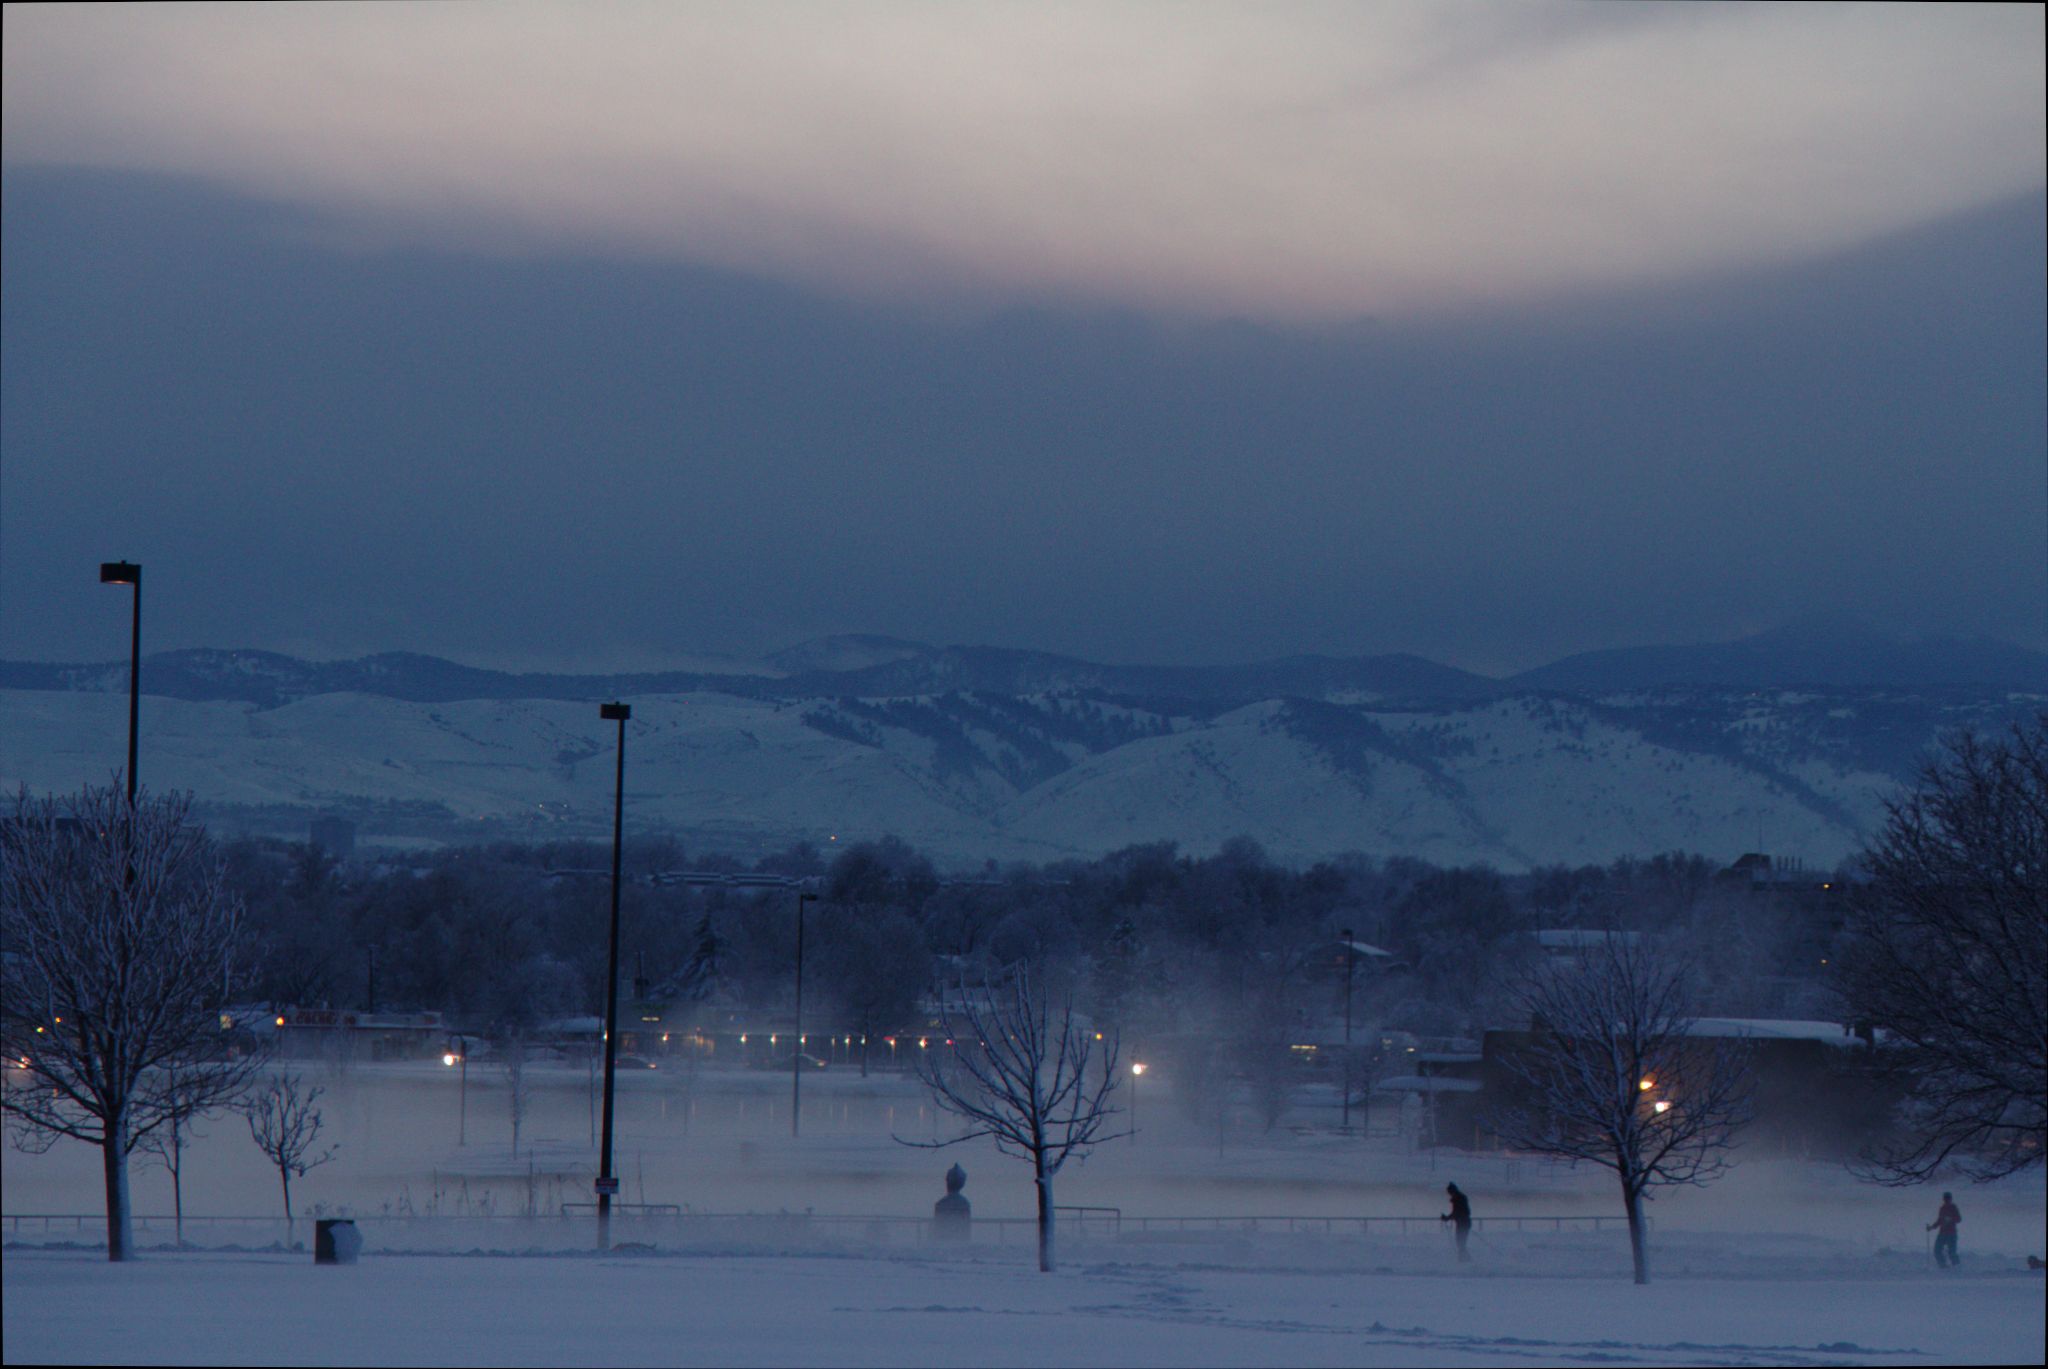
{"left": 793, "top": 892, "right": 817, "bottom": 1137}
{"left": 1341, "top": 927, "right": 1357, "bottom": 1131}
{"left": 596, "top": 701, "right": 631, "bottom": 1248}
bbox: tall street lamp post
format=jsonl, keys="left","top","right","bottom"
{"left": 1130, "top": 1061, "right": 1146, "bottom": 1136}
{"left": 1340, "top": 927, "right": 1357, "bottom": 1131}
{"left": 99, "top": 561, "right": 142, "bottom": 803}
{"left": 596, "top": 701, "right": 631, "bottom": 1249}
{"left": 792, "top": 891, "right": 817, "bottom": 1138}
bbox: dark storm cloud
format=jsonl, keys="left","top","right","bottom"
{"left": 2, "top": 168, "right": 2041, "bottom": 673}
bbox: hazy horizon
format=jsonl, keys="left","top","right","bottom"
{"left": 3, "top": 610, "right": 2044, "bottom": 683}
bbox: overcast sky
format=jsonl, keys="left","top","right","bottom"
{"left": 3, "top": 2, "right": 2043, "bottom": 674}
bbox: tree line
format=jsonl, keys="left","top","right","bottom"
{"left": 223, "top": 831, "right": 1850, "bottom": 1051}
{"left": 6, "top": 716, "right": 2041, "bottom": 1264}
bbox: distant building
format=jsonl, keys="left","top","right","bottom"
{"left": 1480, "top": 1016, "right": 1894, "bottom": 1158}
{"left": 1532, "top": 928, "right": 1639, "bottom": 956}
{"left": 272, "top": 1007, "right": 445, "bottom": 1061}
{"left": 309, "top": 816, "right": 356, "bottom": 860}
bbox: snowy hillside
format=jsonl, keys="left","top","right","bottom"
{"left": 3, "top": 665, "right": 2035, "bottom": 866}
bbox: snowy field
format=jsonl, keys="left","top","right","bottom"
{"left": 5, "top": 1061, "right": 2043, "bottom": 1366}
{"left": 7, "top": 1243, "right": 2044, "bottom": 1368}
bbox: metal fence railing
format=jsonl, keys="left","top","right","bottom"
{"left": 3, "top": 1208, "right": 1632, "bottom": 1245}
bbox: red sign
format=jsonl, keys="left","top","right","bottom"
{"left": 593, "top": 1177, "right": 620, "bottom": 1195}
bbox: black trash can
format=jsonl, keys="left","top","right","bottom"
{"left": 314, "top": 1218, "right": 362, "bottom": 1265}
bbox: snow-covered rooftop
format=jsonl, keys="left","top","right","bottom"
{"left": 1374, "top": 1075, "right": 1483, "bottom": 1094}
{"left": 1684, "top": 1017, "right": 1869, "bottom": 1046}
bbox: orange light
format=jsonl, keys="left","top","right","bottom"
{"left": 1638, "top": 1078, "right": 1655, "bottom": 1092}
{"left": 275, "top": 1016, "right": 286, "bottom": 1027}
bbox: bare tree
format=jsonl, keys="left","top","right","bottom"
{"left": 1486, "top": 936, "right": 1754, "bottom": 1284}
{"left": 1, "top": 784, "right": 260, "bottom": 1261}
{"left": 901, "top": 966, "right": 1125, "bottom": 1271}
{"left": 1842, "top": 718, "right": 2047, "bottom": 1184}
{"left": 134, "top": 1060, "right": 216, "bottom": 1249}
{"left": 245, "top": 1071, "right": 337, "bottom": 1244}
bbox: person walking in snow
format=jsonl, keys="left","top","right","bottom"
{"left": 1441, "top": 1182, "right": 1473, "bottom": 1263}
{"left": 1928, "top": 1192, "right": 1961, "bottom": 1268}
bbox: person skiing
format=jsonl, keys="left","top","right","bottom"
{"left": 1928, "top": 1192, "right": 1961, "bottom": 1268}
{"left": 1441, "top": 1182, "right": 1473, "bottom": 1262}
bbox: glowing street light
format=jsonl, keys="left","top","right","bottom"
{"left": 98, "top": 561, "right": 141, "bottom": 803}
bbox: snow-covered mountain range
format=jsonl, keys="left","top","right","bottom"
{"left": 4, "top": 625, "right": 2040, "bottom": 869}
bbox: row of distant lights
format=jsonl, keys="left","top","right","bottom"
{"left": 410, "top": 1024, "right": 1152, "bottom": 1072}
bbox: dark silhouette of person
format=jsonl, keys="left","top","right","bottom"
{"left": 1441, "top": 1182, "right": 1473, "bottom": 1262}
{"left": 933, "top": 1163, "right": 971, "bottom": 1241}
{"left": 1928, "top": 1192, "right": 1961, "bottom": 1268}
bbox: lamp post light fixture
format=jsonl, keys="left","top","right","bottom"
{"left": 792, "top": 891, "right": 818, "bottom": 1138}
{"left": 595, "top": 701, "right": 631, "bottom": 1249}
{"left": 98, "top": 561, "right": 142, "bottom": 803}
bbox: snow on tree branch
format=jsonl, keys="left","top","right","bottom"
{"left": 2, "top": 783, "right": 261, "bottom": 1261}
{"left": 901, "top": 963, "right": 1125, "bottom": 1271}
{"left": 1485, "top": 933, "right": 1754, "bottom": 1284}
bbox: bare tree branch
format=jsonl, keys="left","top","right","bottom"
{"left": 1486, "top": 935, "right": 1754, "bottom": 1284}
{"left": 2, "top": 784, "right": 261, "bottom": 1261}
{"left": 900, "top": 964, "right": 1126, "bottom": 1271}
{"left": 1841, "top": 717, "right": 2048, "bottom": 1184}
{"left": 244, "top": 1070, "right": 336, "bottom": 1243}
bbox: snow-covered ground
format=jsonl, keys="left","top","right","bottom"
{"left": 5, "top": 1062, "right": 2043, "bottom": 1364}
{"left": 6, "top": 1240, "right": 2042, "bottom": 1367}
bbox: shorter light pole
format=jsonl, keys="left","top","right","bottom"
{"left": 792, "top": 891, "right": 817, "bottom": 1138}
{"left": 1340, "top": 927, "right": 1357, "bottom": 1130}
{"left": 596, "top": 701, "right": 631, "bottom": 1249}
{"left": 1130, "top": 1061, "right": 1146, "bottom": 1137}
{"left": 99, "top": 561, "right": 142, "bottom": 803}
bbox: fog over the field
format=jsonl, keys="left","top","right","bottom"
{"left": 8, "top": 1060, "right": 2046, "bottom": 1265}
